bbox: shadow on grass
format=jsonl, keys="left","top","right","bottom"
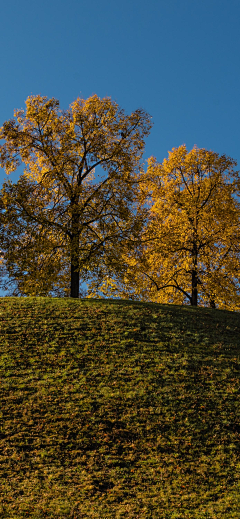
{"left": 0, "top": 297, "right": 239, "bottom": 518}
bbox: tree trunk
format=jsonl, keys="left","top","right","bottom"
{"left": 191, "top": 240, "right": 198, "bottom": 306}
{"left": 70, "top": 262, "right": 79, "bottom": 298}
{"left": 191, "top": 268, "right": 198, "bottom": 306}
{"left": 70, "top": 207, "right": 80, "bottom": 298}
{"left": 210, "top": 299, "right": 216, "bottom": 309}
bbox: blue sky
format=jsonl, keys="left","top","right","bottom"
{"left": 0, "top": 0, "right": 240, "bottom": 295}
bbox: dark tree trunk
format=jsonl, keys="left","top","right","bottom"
{"left": 70, "top": 263, "right": 79, "bottom": 298}
{"left": 191, "top": 239, "right": 198, "bottom": 306}
{"left": 210, "top": 299, "right": 216, "bottom": 308}
{"left": 70, "top": 207, "right": 80, "bottom": 298}
{"left": 191, "top": 268, "right": 198, "bottom": 306}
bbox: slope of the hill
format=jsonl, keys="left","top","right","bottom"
{"left": 0, "top": 297, "right": 239, "bottom": 519}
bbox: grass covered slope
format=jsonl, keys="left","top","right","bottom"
{"left": 0, "top": 297, "right": 239, "bottom": 519}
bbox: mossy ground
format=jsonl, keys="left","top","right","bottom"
{"left": 0, "top": 297, "right": 239, "bottom": 518}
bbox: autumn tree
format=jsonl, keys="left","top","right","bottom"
{"left": 99, "top": 146, "right": 240, "bottom": 310}
{"left": 0, "top": 94, "right": 152, "bottom": 298}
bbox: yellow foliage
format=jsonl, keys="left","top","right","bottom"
{"left": 0, "top": 94, "right": 152, "bottom": 297}
{"left": 103, "top": 145, "right": 240, "bottom": 310}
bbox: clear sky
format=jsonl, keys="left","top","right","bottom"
{"left": 0, "top": 0, "right": 240, "bottom": 295}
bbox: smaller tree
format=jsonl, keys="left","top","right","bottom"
{"left": 101, "top": 146, "right": 240, "bottom": 310}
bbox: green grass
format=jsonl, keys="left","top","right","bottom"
{"left": 0, "top": 297, "right": 239, "bottom": 518}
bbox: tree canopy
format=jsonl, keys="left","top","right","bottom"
{"left": 1, "top": 95, "right": 240, "bottom": 311}
{"left": 99, "top": 146, "right": 240, "bottom": 310}
{"left": 0, "top": 94, "right": 152, "bottom": 297}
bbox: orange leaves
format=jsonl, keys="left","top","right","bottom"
{"left": 0, "top": 94, "right": 152, "bottom": 298}
{"left": 109, "top": 145, "right": 240, "bottom": 310}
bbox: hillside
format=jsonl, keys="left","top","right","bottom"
{"left": 0, "top": 297, "right": 239, "bottom": 518}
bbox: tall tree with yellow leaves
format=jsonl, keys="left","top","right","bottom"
{"left": 0, "top": 94, "right": 152, "bottom": 297}
{"left": 100, "top": 146, "right": 240, "bottom": 310}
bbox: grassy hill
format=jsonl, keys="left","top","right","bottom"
{"left": 0, "top": 297, "right": 239, "bottom": 518}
